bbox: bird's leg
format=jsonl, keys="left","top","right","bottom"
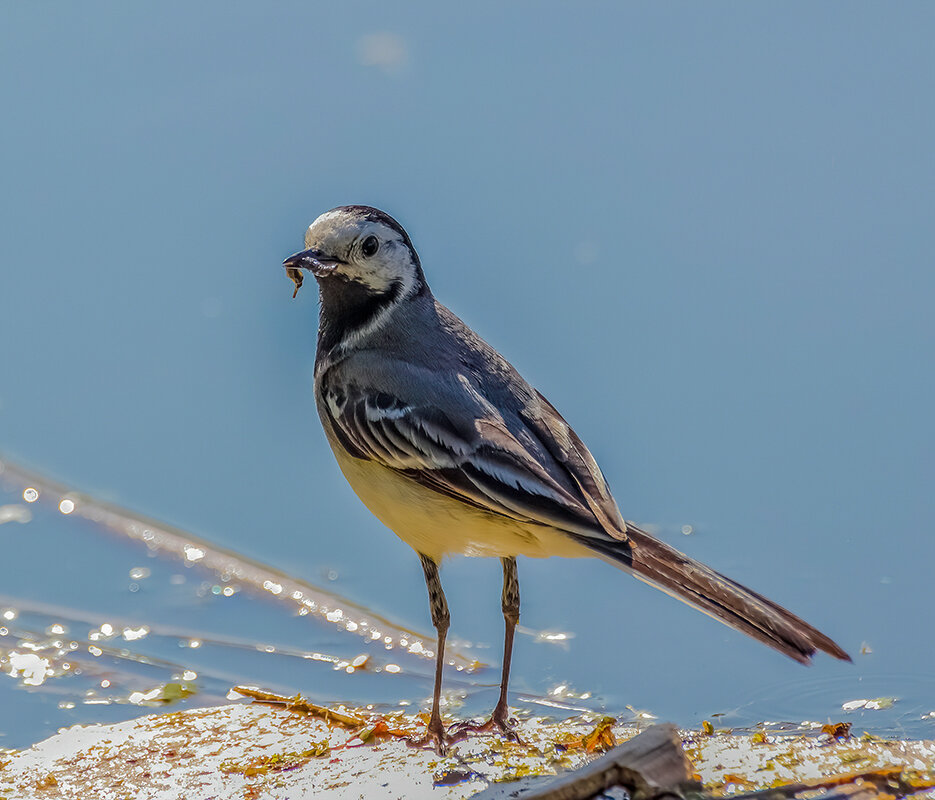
{"left": 407, "top": 554, "right": 463, "bottom": 753}
{"left": 492, "top": 555, "right": 520, "bottom": 734}
{"left": 450, "top": 556, "right": 523, "bottom": 742}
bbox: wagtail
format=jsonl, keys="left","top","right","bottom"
{"left": 282, "top": 205, "right": 849, "bottom": 751}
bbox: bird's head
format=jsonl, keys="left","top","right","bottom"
{"left": 283, "top": 206, "right": 425, "bottom": 301}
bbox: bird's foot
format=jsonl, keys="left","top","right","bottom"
{"left": 448, "top": 705, "right": 523, "bottom": 744}
{"left": 406, "top": 713, "right": 467, "bottom": 755}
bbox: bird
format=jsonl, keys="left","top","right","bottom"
{"left": 282, "top": 205, "right": 850, "bottom": 751}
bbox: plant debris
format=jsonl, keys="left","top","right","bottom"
{"left": 233, "top": 685, "right": 423, "bottom": 747}
{"left": 822, "top": 722, "right": 853, "bottom": 741}
{"left": 219, "top": 743, "right": 330, "bottom": 777}
{"left": 555, "top": 716, "right": 618, "bottom": 753}
{"left": 232, "top": 685, "right": 365, "bottom": 728}
{"left": 352, "top": 718, "right": 417, "bottom": 744}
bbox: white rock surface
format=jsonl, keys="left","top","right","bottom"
{"left": 2, "top": 701, "right": 935, "bottom": 800}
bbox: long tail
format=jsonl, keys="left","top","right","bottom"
{"left": 577, "top": 523, "right": 850, "bottom": 664}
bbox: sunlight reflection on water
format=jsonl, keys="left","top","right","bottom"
{"left": 0, "top": 456, "right": 603, "bottom": 749}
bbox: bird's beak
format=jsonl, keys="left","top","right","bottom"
{"left": 283, "top": 248, "right": 343, "bottom": 298}
{"left": 282, "top": 248, "right": 341, "bottom": 278}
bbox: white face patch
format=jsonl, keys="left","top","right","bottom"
{"left": 304, "top": 211, "right": 419, "bottom": 297}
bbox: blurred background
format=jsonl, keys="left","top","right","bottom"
{"left": 1, "top": 2, "right": 933, "bottom": 750}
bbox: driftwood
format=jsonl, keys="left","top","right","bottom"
{"left": 473, "top": 724, "right": 697, "bottom": 800}
{"left": 472, "top": 724, "right": 931, "bottom": 800}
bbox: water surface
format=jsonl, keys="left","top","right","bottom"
{"left": 1, "top": 1, "right": 933, "bottom": 750}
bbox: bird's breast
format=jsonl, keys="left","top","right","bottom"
{"left": 320, "top": 423, "right": 589, "bottom": 562}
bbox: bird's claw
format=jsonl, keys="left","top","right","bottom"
{"left": 447, "top": 707, "right": 524, "bottom": 744}
{"left": 406, "top": 715, "right": 467, "bottom": 755}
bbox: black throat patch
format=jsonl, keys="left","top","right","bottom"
{"left": 317, "top": 277, "right": 404, "bottom": 356}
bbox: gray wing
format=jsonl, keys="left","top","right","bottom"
{"left": 320, "top": 379, "right": 628, "bottom": 542}
{"left": 520, "top": 390, "right": 629, "bottom": 538}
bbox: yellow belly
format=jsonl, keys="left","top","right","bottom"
{"left": 331, "top": 444, "right": 591, "bottom": 562}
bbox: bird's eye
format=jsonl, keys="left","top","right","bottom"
{"left": 361, "top": 235, "right": 380, "bottom": 258}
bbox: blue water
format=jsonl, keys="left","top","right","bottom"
{"left": 1, "top": 2, "right": 934, "bottom": 750}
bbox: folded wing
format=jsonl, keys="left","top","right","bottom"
{"left": 321, "top": 384, "right": 622, "bottom": 540}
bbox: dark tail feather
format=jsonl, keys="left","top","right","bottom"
{"left": 578, "top": 523, "right": 850, "bottom": 664}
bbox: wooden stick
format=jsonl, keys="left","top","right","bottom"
{"left": 232, "top": 685, "right": 366, "bottom": 728}
{"left": 474, "top": 723, "right": 696, "bottom": 800}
